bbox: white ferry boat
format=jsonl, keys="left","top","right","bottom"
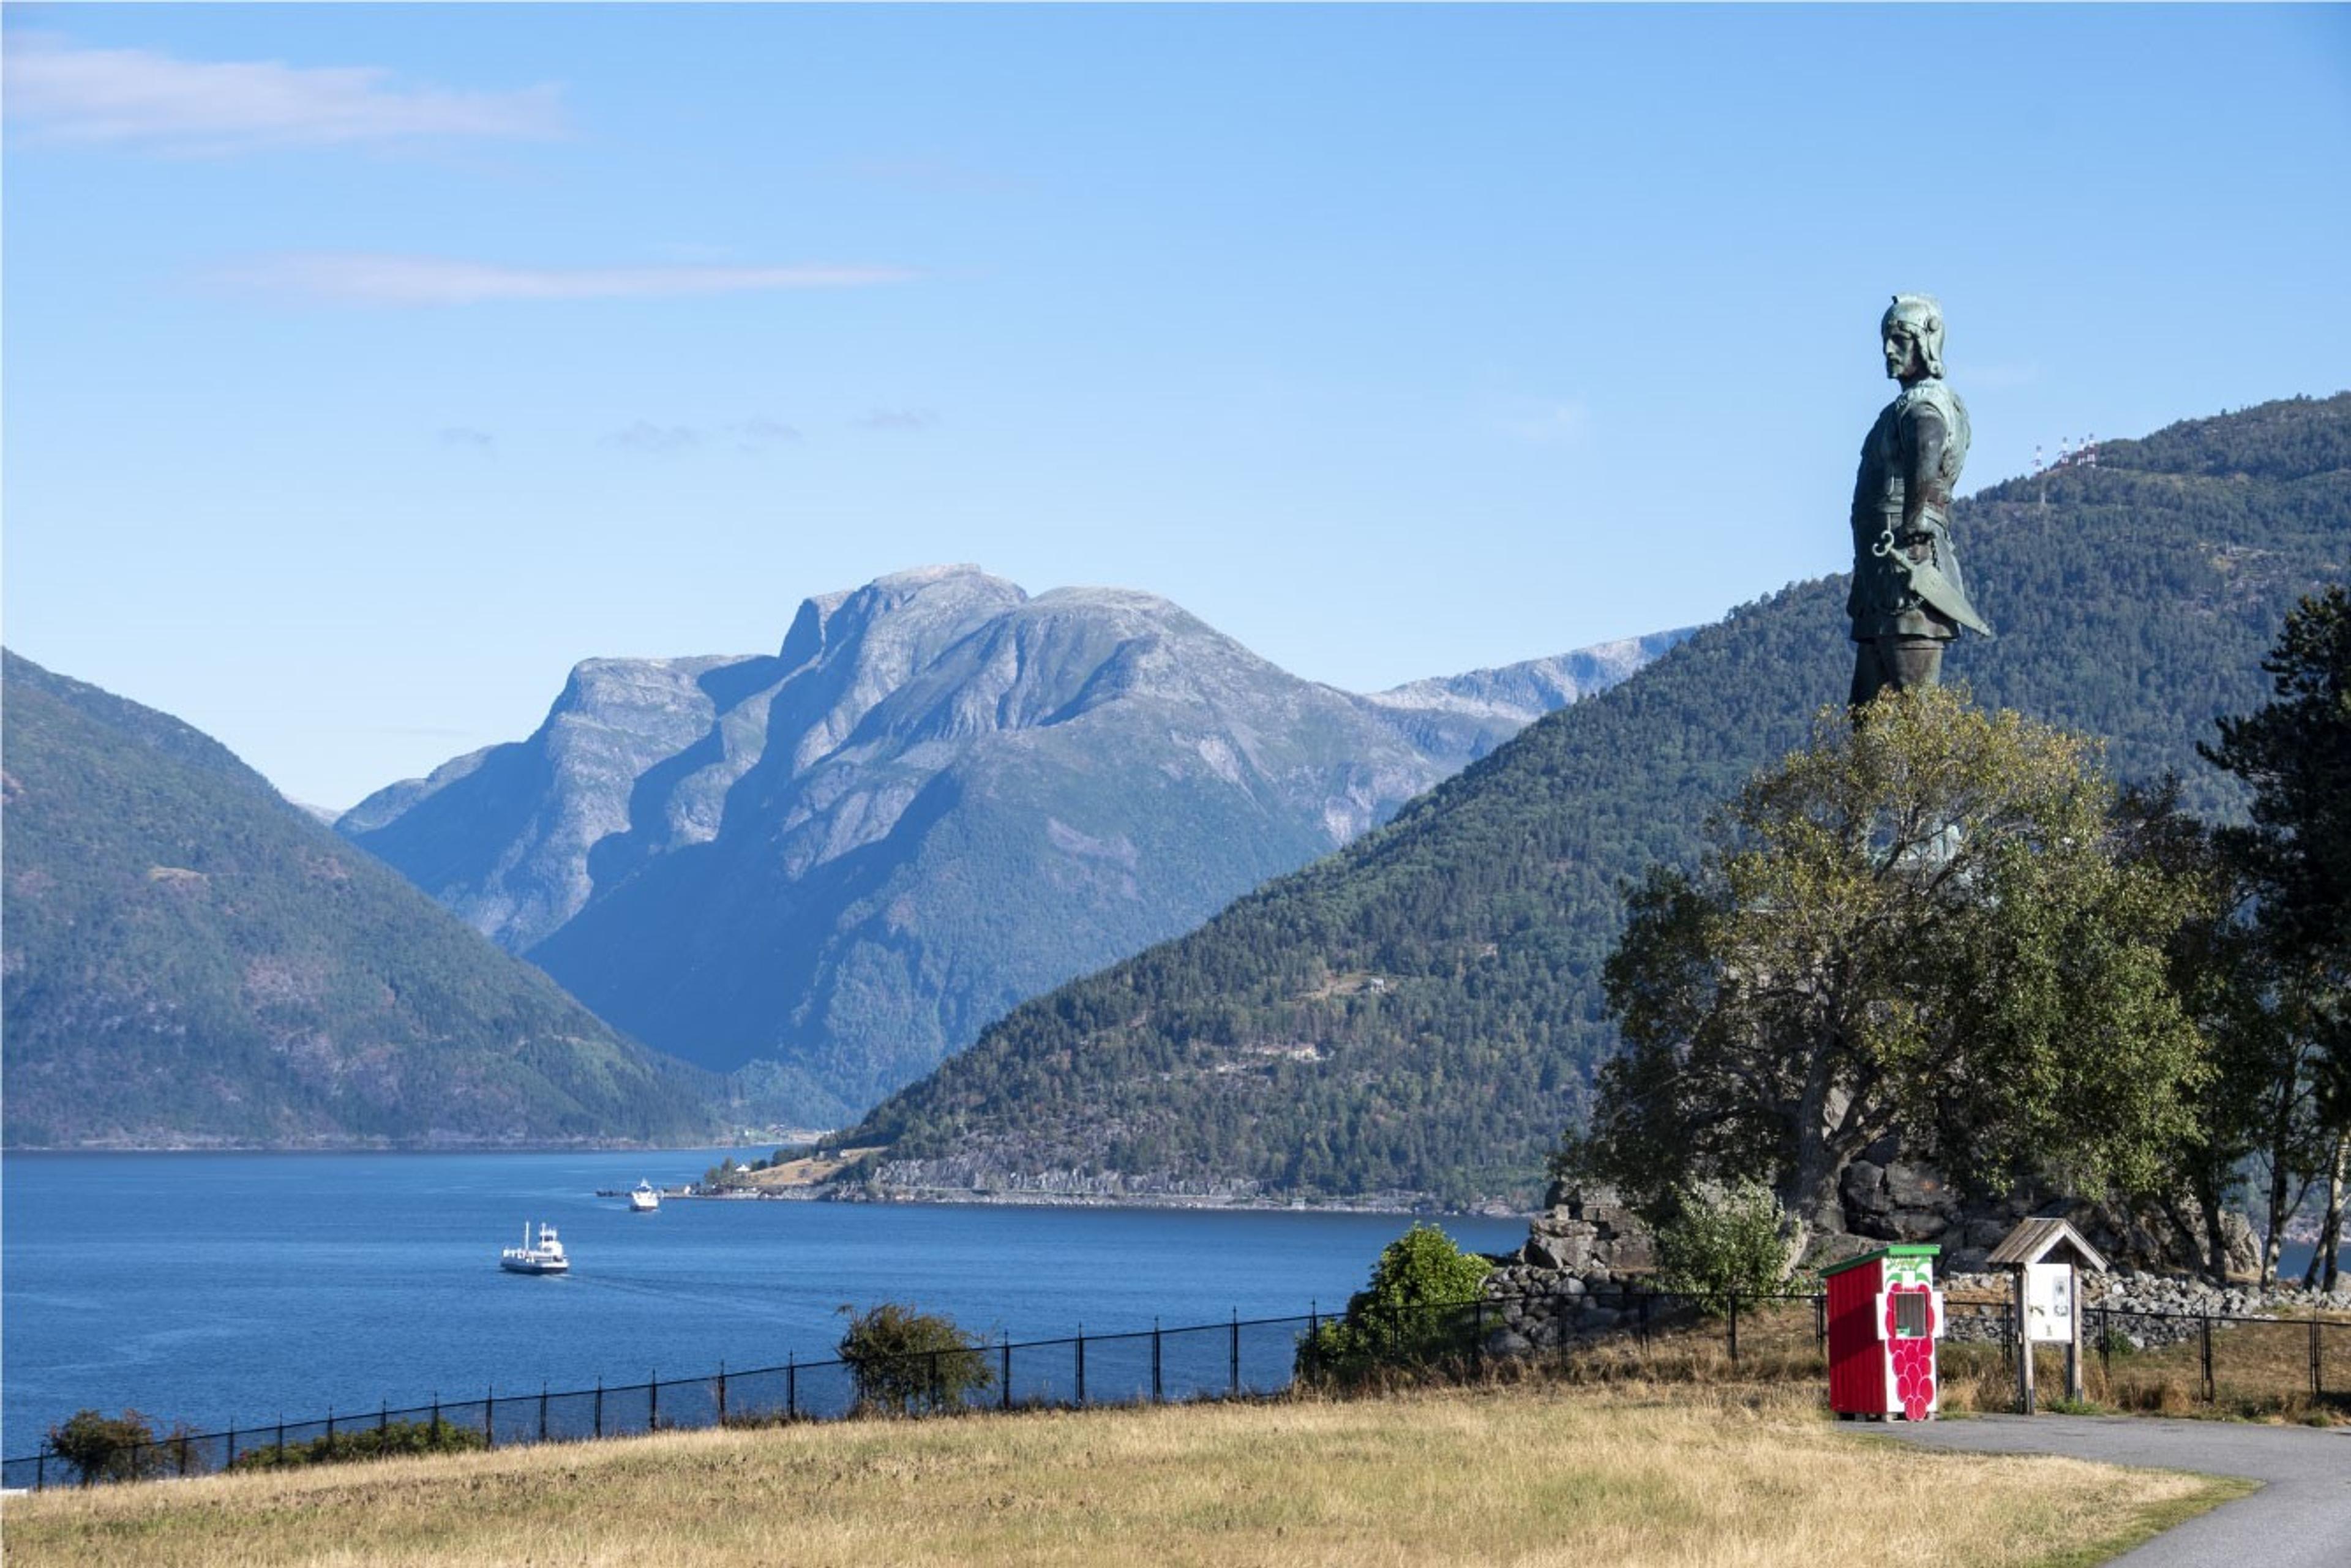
{"left": 499, "top": 1221, "right": 569, "bottom": 1275}
{"left": 628, "top": 1180, "right": 661, "bottom": 1213}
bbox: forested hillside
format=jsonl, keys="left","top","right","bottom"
{"left": 1, "top": 653, "right": 716, "bottom": 1147}
{"left": 840, "top": 394, "right": 2351, "bottom": 1209}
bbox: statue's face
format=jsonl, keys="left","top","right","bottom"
{"left": 1882, "top": 321, "right": 1925, "bottom": 382}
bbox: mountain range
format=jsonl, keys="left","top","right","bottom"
{"left": 1, "top": 651, "right": 714, "bottom": 1148}
{"left": 836, "top": 394, "right": 2351, "bottom": 1209}
{"left": 340, "top": 566, "right": 1686, "bottom": 1125}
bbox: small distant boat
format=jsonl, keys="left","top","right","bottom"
{"left": 500, "top": 1221, "right": 569, "bottom": 1275}
{"left": 628, "top": 1180, "right": 661, "bottom": 1214}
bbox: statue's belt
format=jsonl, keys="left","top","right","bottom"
{"left": 1871, "top": 525, "right": 1993, "bottom": 638}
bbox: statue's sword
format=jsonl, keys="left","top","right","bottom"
{"left": 1873, "top": 526, "right": 1995, "bottom": 637}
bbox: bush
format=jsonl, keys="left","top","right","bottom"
{"left": 228, "top": 1416, "right": 489, "bottom": 1471}
{"left": 1652, "top": 1180, "right": 1798, "bottom": 1312}
{"left": 46, "top": 1409, "right": 181, "bottom": 1485}
{"left": 836, "top": 1302, "right": 994, "bottom": 1415}
{"left": 1298, "top": 1223, "right": 1494, "bottom": 1383}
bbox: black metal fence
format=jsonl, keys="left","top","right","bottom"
{"left": 6, "top": 1288, "right": 2341, "bottom": 1491}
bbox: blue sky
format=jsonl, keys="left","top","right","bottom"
{"left": 6, "top": 4, "right": 2347, "bottom": 808}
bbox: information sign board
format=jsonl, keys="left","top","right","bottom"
{"left": 2023, "top": 1261, "right": 2074, "bottom": 1343}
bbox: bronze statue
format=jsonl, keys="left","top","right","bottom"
{"left": 1848, "top": 293, "right": 1990, "bottom": 707}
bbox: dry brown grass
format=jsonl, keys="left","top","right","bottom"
{"left": 727, "top": 1147, "right": 883, "bottom": 1190}
{"left": 0, "top": 1379, "right": 2237, "bottom": 1568}
{"left": 1934, "top": 1314, "right": 2351, "bottom": 1425}
{"left": 1501, "top": 1294, "right": 2351, "bottom": 1426}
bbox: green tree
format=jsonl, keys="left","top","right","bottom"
{"left": 229, "top": 1416, "right": 489, "bottom": 1471}
{"left": 1652, "top": 1180, "right": 1799, "bottom": 1311}
{"left": 1581, "top": 687, "right": 2210, "bottom": 1232}
{"left": 1297, "top": 1223, "right": 1493, "bottom": 1382}
{"left": 45, "top": 1409, "right": 175, "bottom": 1485}
{"left": 834, "top": 1303, "right": 994, "bottom": 1416}
{"left": 2201, "top": 585, "right": 2351, "bottom": 1288}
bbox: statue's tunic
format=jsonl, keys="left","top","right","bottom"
{"left": 1848, "top": 377, "right": 1972, "bottom": 642}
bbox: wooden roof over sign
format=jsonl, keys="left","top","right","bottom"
{"left": 1985, "top": 1217, "right": 2109, "bottom": 1272}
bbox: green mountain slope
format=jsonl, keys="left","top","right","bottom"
{"left": 840, "top": 394, "right": 2351, "bottom": 1209}
{"left": 1, "top": 652, "right": 716, "bottom": 1147}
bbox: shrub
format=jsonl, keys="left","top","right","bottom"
{"left": 46, "top": 1409, "right": 179, "bottom": 1485}
{"left": 229, "top": 1416, "right": 489, "bottom": 1471}
{"left": 1652, "top": 1180, "right": 1798, "bottom": 1312}
{"left": 1298, "top": 1223, "right": 1494, "bottom": 1383}
{"left": 836, "top": 1302, "right": 994, "bottom": 1415}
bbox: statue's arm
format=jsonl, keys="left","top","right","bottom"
{"left": 1901, "top": 405, "right": 1949, "bottom": 537}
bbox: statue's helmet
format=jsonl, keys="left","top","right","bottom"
{"left": 1881, "top": 293, "right": 1946, "bottom": 378}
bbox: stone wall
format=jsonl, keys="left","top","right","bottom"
{"left": 1485, "top": 1176, "right": 2329, "bottom": 1359}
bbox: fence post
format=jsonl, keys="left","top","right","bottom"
{"left": 1727, "top": 1292, "right": 1740, "bottom": 1368}
{"left": 2312, "top": 1313, "right": 2323, "bottom": 1400}
{"left": 1473, "top": 1299, "right": 1486, "bottom": 1372}
{"left": 276, "top": 1415, "right": 285, "bottom": 1465}
{"left": 1076, "top": 1326, "right": 1087, "bottom": 1406}
{"left": 718, "top": 1362, "right": 728, "bottom": 1426}
{"left": 326, "top": 1405, "right": 336, "bottom": 1449}
{"left": 1152, "top": 1319, "right": 1163, "bottom": 1404}
{"left": 539, "top": 1383, "right": 549, "bottom": 1444}
{"left": 786, "top": 1355, "right": 797, "bottom": 1420}
{"left": 176, "top": 1430, "right": 190, "bottom": 1478}
{"left": 2200, "top": 1314, "right": 2214, "bottom": 1403}
{"left": 929, "top": 1349, "right": 942, "bottom": 1413}
{"left": 485, "top": 1386, "right": 495, "bottom": 1449}
{"left": 36, "top": 1448, "right": 45, "bottom": 1491}
{"left": 380, "top": 1401, "right": 389, "bottom": 1438}
{"left": 227, "top": 1427, "right": 237, "bottom": 1469}
{"left": 430, "top": 1393, "right": 440, "bottom": 1441}
{"left": 593, "top": 1380, "right": 602, "bottom": 1439}
{"left": 649, "top": 1372, "right": 659, "bottom": 1431}
{"left": 1002, "top": 1340, "right": 1013, "bottom": 1411}
{"left": 1640, "top": 1290, "right": 1651, "bottom": 1352}
{"left": 1231, "top": 1310, "right": 1242, "bottom": 1395}
{"left": 1814, "top": 1292, "right": 1826, "bottom": 1348}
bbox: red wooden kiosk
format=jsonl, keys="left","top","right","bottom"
{"left": 1824, "top": 1244, "right": 1944, "bottom": 1420}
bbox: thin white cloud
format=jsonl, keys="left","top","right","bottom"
{"left": 730, "top": 419, "right": 802, "bottom": 452}
{"left": 1501, "top": 397, "right": 1591, "bottom": 447}
{"left": 600, "top": 422, "right": 701, "bottom": 455}
{"left": 594, "top": 419, "right": 802, "bottom": 456}
{"left": 856, "top": 408, "right": 941, "bottom": 433}
{"left": 2, "top": 32, "right": 566, "bottom": 154}
{"left": 437, "top": 426, "right": 496, "bottom": 456}
{"left": 217, "top": 253, "right": 919, "bottom": 306}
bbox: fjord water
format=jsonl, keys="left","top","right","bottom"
{"left": 1, "top": 1150, "right": 1529, "bottom": 1456}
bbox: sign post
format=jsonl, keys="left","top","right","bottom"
{"left": 1990, "top": 1220, "right": 2108, "bottom": 1414}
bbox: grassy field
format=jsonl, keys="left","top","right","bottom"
{"left": 1, "top": 1381, "right": 2242, "bottom": 1567}
{"left": 1522, "top": 1296, "right": 2351, "bottom": 1425}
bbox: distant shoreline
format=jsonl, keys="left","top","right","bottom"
{"left": 684, "top": 1183, "right": 1524, "bottom": 1221}
{"left": 0, "top": 1140, "right": 790, "bottom": 1157}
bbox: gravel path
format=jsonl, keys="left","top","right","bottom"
{"left": 1870, "top": 1414, "right": 2350, "bottom": 1566}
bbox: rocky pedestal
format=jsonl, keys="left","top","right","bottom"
{"left": 1483, "top": 1188, "right": 1663, "bottom": 1354}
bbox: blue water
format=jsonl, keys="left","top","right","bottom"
{"left": 0, "top": 1150, "right": 1530, "bottom": 1456}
